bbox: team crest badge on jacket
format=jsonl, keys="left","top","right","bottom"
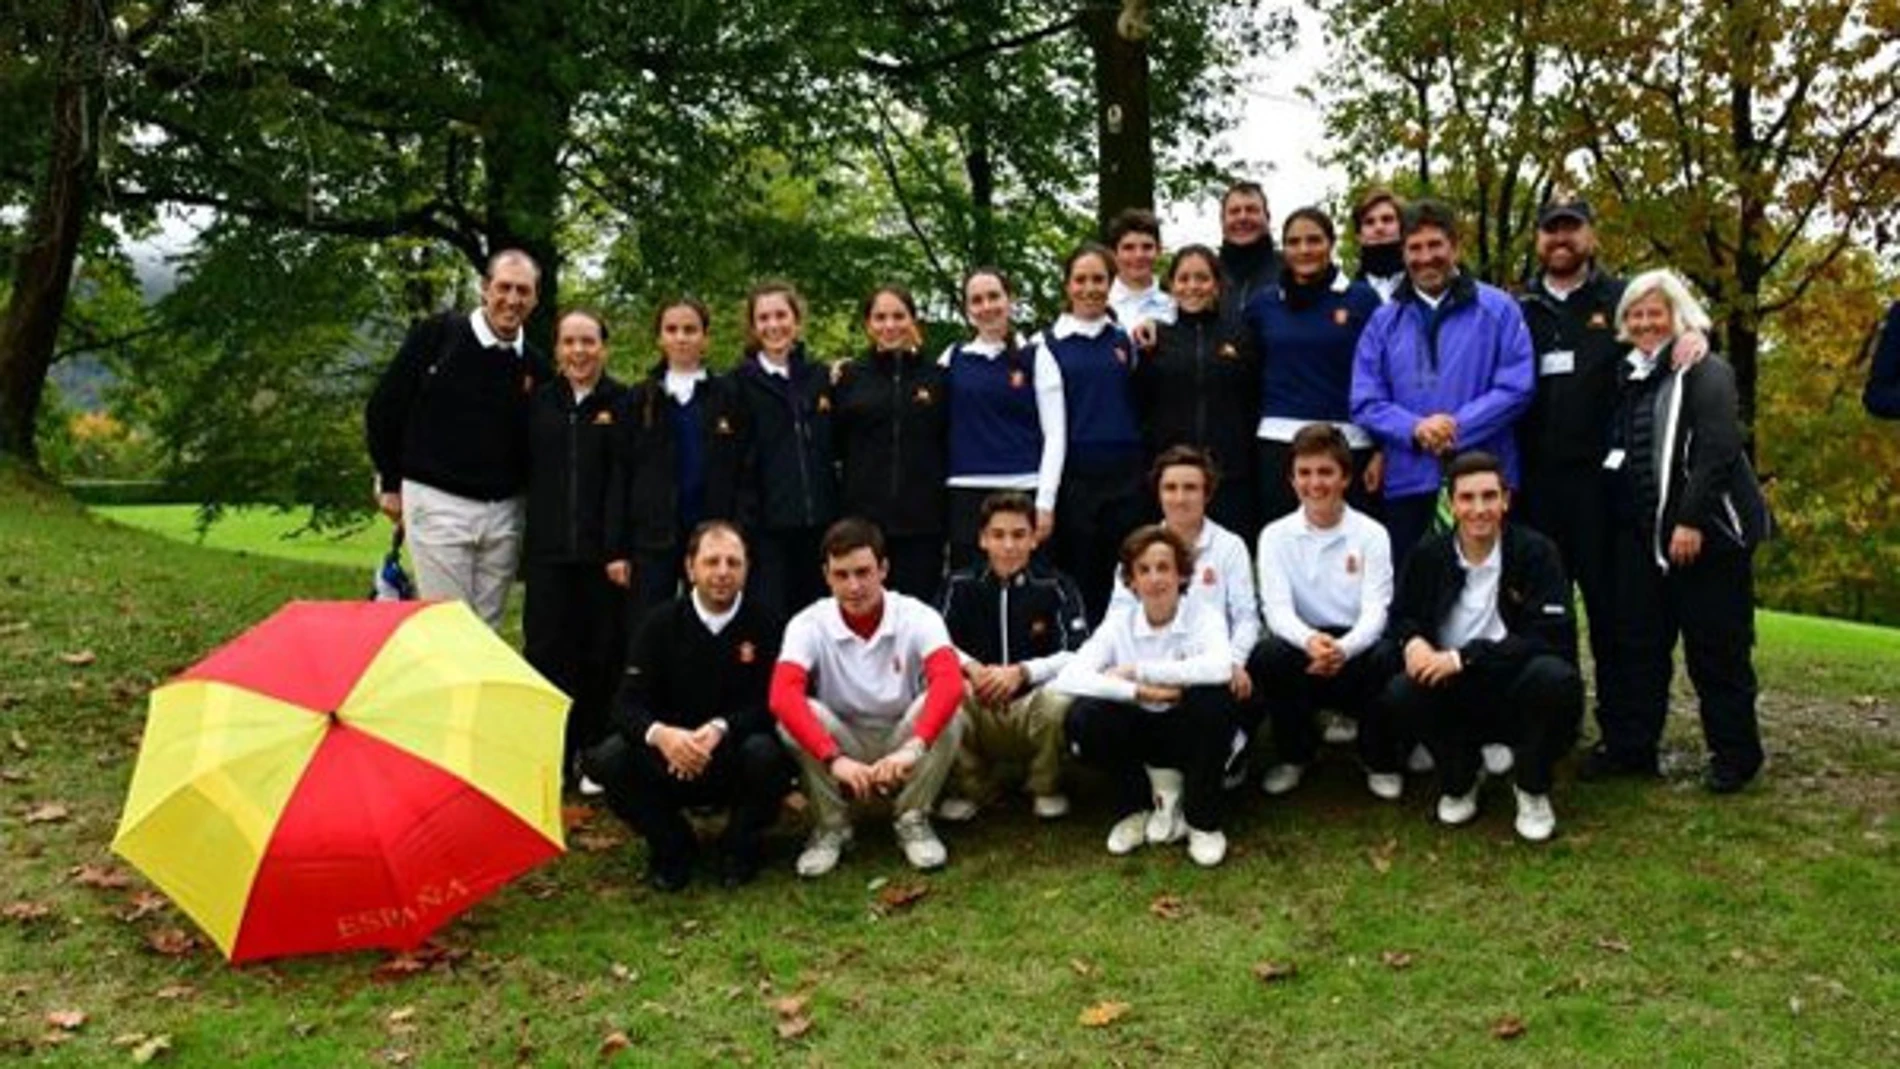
{"left": 592, "top": 410, "right": 614, "bottom": 425}
{"left": 1008, "top": 368, "right": 1026, "bottom": 389}
{"left": 1333, "top": 308, "right": 1351, "bottom": 326}
{"left": 737, "top": 641, "right": 757, "bottom": 664}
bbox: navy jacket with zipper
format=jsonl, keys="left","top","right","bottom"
{"left": 524, "top": 375, "right": 627, "bottom": 564}
{"left": 936, "top": 558, "right": 1090, "bottom": 678}
{"left": 1137, "top": 306, "right": 1261, "bottom": 480}
{"left": 1389, "top": 521, "right": 1579, "bottom": 667}
{"left": 606, "top": 367, "right": 751, "bottom": 558}
{"left": 833, "top": 348, "right": 949, "bottom": 537}
{"left": 733, "top": 345, "right": 838, "bottom": 533}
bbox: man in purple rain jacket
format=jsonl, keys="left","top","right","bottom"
{"left": 1351, "top": 199, "right": 1536, "bottom": 564}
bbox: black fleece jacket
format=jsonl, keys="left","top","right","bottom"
{"left": 732, "top": 346, "right": 838, "bottom": 532}
{"left": 524, "top": 375, "right": 627, "bottom": 564}
{"left": 606, "top": 368, "right": 751, "bottom": 558}
{"left": 832, "top": 348, "right": 949, "bottom": 537}
{"left": 1516, "top": 267, "right": 1628, "bottom": 472}
{"left": 1389, "top": 522, "right": 1579, "bottom": 668}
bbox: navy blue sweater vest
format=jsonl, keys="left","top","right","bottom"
{"left": 946, "top": 343, "right": 1042, "bottom": 479}
{"left": 1045, "top": 325, "right": 1141, "bottom": 469}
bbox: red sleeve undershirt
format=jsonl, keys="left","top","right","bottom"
{"left": 769, "top": 662, "right": 836, "bottom": 762}
{"left": 912, "top": 646, "right": 966, "bottom": 746}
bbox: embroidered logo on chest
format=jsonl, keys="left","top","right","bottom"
{"left": 816, "top": 393, "right": 832, "bottom": 413}
{"left": 592, "top": 410, "right": 614, "bottom": 426}
{"left": 913, "top": 386, "right": 934, "bottom": 405}
{"left": 737, "top": 641, "right": 757, "bottom": 664}
{"left": 1588, "top": 311, "right": 1609, "bottom": 329}
{"left": 1113, "top": 345, "right": 1130, "bottom": 365}
{"left": 1345, "top": 553, "right": 1360, "bottom": 575}
{"left": 1217, "top": 342, "right": 1240, "bottom": 361}
{"left": 1202, "top": 566, "right": 1217, "bottom": 586}
{"left": 1029, "top": 616, "right": 1051, "bottom": 639}
{"left": 1008, "top": 369, "right": 1027, "bottom": 389}
{"left": 1333, "top": 308, "right": 1351, "bottom": 326}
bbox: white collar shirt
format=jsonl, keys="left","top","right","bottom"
{"left": 692, "top": 588, "right": 741, "bottom": 636}
{"left": 664, "top": 368, "right": 707, "bottom": 404}
{"left": 777, "top": 592, "right": 953, "bottom": 728}
{"left": 1053, "top": 597, "right": 1231, "bottom": 712}
{"left": 756, "top": 353, "right": 792, "bottom": 378}
{"left": 1108, "top": 278, "right": 1178, "bottom": 332}
{"left": 1255, "top": 504, "right": 1393, "bottom": 660}
{"left": 470, "top": 307, "right": 524, "bottom": 355}
{"left": 1438, "top": 538, "right": 1508, "bottom": 650}
{"left": 1108, "top": 519, "right": 1258, "bottom": 664}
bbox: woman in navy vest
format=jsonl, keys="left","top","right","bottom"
{"left": 1135, "top": 245, "right": 1263, "bottom": 540}
{"left": 1039, "top": 242, "right": 1146, "bottom": 624}
{"left": 607, "top": 297, "right": 750, "bottom": 619}
{"left": 525, "top": 309, "right": 629, "bottom": 793}
{"left": 733, "top": 282, "right": 838, "bottom": 620}
{"left": 833, "top": 285, "right": 949, "bottom": 600}
{"left": 940, "top": 268, "right": 1066, "bottom": 572}
{"left": 1245, "top": 208, "right": 1386, "bottom": 527}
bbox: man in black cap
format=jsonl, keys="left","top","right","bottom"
{"left": 1514, "top": 193, "right": 1702, "bottom": 780}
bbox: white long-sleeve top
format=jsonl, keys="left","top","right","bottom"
{"left": 1255, "top": 504, "right": 1392, "bottom": 661}
{"left": 1052, "top": 596, "right": 1231, "bottom": 712}
{"left": 937, "top": 335, "right": 1067, "bottom": 512}
{"left": 1107, "top": 519, "right": 1258, "bottom": 665}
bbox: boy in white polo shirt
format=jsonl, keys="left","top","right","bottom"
{"left": 770, "top": 518, "right": 967, "bottom": 876}
{"left": 1251, "top": 424, "right": 1399, "bottom": 800}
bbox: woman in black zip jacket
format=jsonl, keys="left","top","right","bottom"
{"left": 606, "top": 297, "right": 751, "bottom": 620}
{"left": 832, "top": 285, "right": 949, "bottom": 600}
{"left": 524, "top": 309, "right": 630, "bottom": 791}
{"left": 1135, "top": 244, "right": 1263, "bottom": 540}
{"left": 1600, "top": 268, "right": 1769, "bottom": 794}
{"left": 733, "top": 281, "right": 838, "bottom": 620}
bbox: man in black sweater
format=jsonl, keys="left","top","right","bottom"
{"left": 583, "top": 521, "right": 791, "bottom": 890}
{"left": 365, "top": 249, "right": 554, "bottom": 627}
{"left": 1216, "top": 180, "right": 1284, "bottom": 323}
{"left": 1381, "top": 451, "right": 1583, "bottom": 842}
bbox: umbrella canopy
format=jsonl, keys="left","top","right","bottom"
{"left": 112, "top": 600, "right": 568, "bottom": 963}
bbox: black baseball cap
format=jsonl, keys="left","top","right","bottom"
{"left": 1537, "top": 196, "right": 1594, "bottom": 228}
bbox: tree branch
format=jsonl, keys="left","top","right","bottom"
{"left": 860, "top": 15, "right": 1082, "bottom": 81}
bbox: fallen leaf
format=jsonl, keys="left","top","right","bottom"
{"left": 1077, "top": 1000, "right": 1131, "bottom": 1027}
{"left": 58, "top": 649, "right": 97, "bottom": 667}
{"left": 1594, "top": 937, "right": 1632, "bottom": 955}
{"left": 4, "top": 902, "right": 53, "bottom": 922}
{"left": 1492, "top": 1014, "right": 1527, "bottom": 1040}
{"left": 774, "top": 1014, "right": 813, "bottom": 1040}
{"left": 70, "top": 863, "right": 133, "bottom": 889}
{"left": 145, "top": 927, "right": 197, "bottom": 957}
{"left": 874, "top": 882, "right": 930, "bottom": 913}
{"left": 23, "top": 802, "right": 70, "bottom": 825}
{"left": 1148, "top": 894, "right": 1189, "bottom": 920}
{"left": 599, "top": 1031, "right": 633, "bottom": 1059}
{"left": 0, "top": 620, "right": 29, "bottom": 635}
{"left": 38, "top": 1031, "right": 73, "bottom": 1048}
{"left": 132, "top": 1034, "right": 172, "bottom": 1063}
{"left": 381, "top": 1050, "right": 413, "bottom": 1065}
{"left": 608, "top": 963, "right": 636, "bottom": 983}
{"left": 111, "top": 1033, "right": 150, "bottom": 1048}
{"left": 1381, "top": 950, "right": 1414, "bottom": 970}
{"left": 154, "top": 984, "right": 195, "bottom": 1001}
{"left": 1368, "top": 837, "right": 1398, "bottom": 874}
{"left": 1069, "top": 958, "right": 1096, "bottom": 978}
{"left": 0, "top": 766, "right": 28, "bottom": 783}
{"left": 573, "top": 831, "right": 623, "bottom": 853}
{"left": 387, "top": 1007, "right": 416, "bottom": 1025}
{"left": 46, "top": 1010, "right": 87, "bottom": 1031}
{"left": 121, "top": 891, "right": 168, "bottom": 923}
{"left": 767, "top": 995, "right": 808, "bottom": 1019}
{"left": 1252, "top": 961, "right": 1298, "bottom": 983}
{"left": 9, "top": 729, "right": 28, "bottom": 753}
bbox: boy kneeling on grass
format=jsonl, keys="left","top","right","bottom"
{"left": 1055, "top": 525, "right": 1237, "bottom": 867}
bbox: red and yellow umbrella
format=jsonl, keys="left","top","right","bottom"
{"left": 112, "top": 600, "right": 568, "bottom": 963}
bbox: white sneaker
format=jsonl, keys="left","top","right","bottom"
{"left": 1366, "top": 772, "right": 1404, "bottom": 801}
{"left": 795, "top": 824, "right": 853, "bottom": 877}
{"left": 1513, "top": 787, "right": 1556, "bottom": 842}
{"left": 1436, "top": 787, "right": 1480, "bottom": 826}
{"left": 1322, "top": 714, "right": 1360, "bottom": 745}
{"left": 936, "top": 797, "right": 979, "bottom": 823}
{"left": 1482, "top": 744, "right": 1516, "bottom": 776}
{"left": 1145, "top": 768, "right": 1186, "bottom": 844}
{"left": 1032, "top": 793, "right": 1070, "bottom": 820}
{"left": 1261, "top": 763, "right": 1305, "bottom": 797}
{"left": 1187, "top": 827, "right": 1228, "bottom": 867}
{"left": 1106, "top": 812, "right": 1149, "bottom": 855}
{"left": 1407, "top": 744, "right": 1436, "bottom": 774}
{"left": 893, "top": 810, "right": 947, "bottom": 870}
{"left": 577, "top": 775, "right": 605, "bottom": 797}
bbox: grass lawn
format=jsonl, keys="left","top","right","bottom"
{"left": 4, "top": 467, "right": 1898, "bottom": 1065}
{"left": 93, "top": 505, "right": 394, "bottom": 574}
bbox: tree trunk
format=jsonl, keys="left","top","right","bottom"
{"left": 1083, "top": 2, "right": 1154, "bottom": 231}
{"left": 0, "top": 0, "right": 108, "bottom": 466}
{"left": 966, "top": 116, "right": 997, "bottom": 267}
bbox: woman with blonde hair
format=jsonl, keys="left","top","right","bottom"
{"left": 1597, "top": 269, "right": 1770, "bottom": 793}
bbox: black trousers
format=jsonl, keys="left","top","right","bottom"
{"left": 1256, "top": 441, "right": 1383, "bottom": 533}
{"left": 946, "top": 487, "right": 993, "bottom": 574}
{"left": 1052, "top": 460, "right": 1148, "bottom": 626}
{"left": 1380, "top": 650, "right": 1582, "bottom": 795}
{"left": 1518, "top": 461, "right": 1622, "bottom": 736}
{"left": 1607, "top": 532, "right": 1762, "bottom": 774}
{"left": 1383, "top": 492, "right": 1439, "bottom": 572}
{"left": 1248, "top": 635, "right": 1396, "bottom": 767}
{"left": 632, "top": 547, "right": 682, "bottom": 623}
{"left": 883, "top": 532, "right": 947, "bottom": 603}
{"left": 523, "top": 559, "right": 625, "bottom": 777}
{"left": 1064, "top": 687, "right": 1239, "bottom": 831}
{"left": 747, "top": 525, "right": 826, "bottom": 621}
{"left": 583, "top": 732, "right": 792, "bottom": 872}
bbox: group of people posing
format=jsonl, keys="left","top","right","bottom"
{"left": 365, "top": 181, "right": 1774, "bottom": 890}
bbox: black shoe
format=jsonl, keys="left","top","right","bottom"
{"left": 1577, "top": 746, "right": 1659, "bottom": 782}
{"left": 1703, "top": 758, "right": 1759, "bottom": 795}
{"left": 646, "top": 863, "right": 691, "bottom": 893}
{"left": 716, "top": 853, "right": 759, "bottom": 889}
